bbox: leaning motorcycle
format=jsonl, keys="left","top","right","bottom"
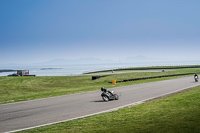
{"left": 101, "top": 87, "right": 119, "bottom": 102}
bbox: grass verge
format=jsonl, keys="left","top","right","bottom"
{"left": 18, "top": 85, "right": 200, "bottom": 133}
{"left": 84, "top": 65, "right": 200, "bottom": 74}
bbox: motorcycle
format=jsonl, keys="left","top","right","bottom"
{"left": 101, "top": 87, "right": 119, "bottom": 102}
{"left": 194, "top": 75, "right": 198, "bottom": 82}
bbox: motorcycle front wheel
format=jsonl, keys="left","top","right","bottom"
{"left": 102, "top": 96, "right": 109, "bottom": 102}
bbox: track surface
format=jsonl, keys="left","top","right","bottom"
{"left": 0, "top": 76, "right": 199, "bottom": 133}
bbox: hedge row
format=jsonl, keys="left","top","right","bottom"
{"left": 108, "top": 73, "right": 195, "bottom": 83}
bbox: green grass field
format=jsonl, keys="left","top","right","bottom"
{"left": 18, "top": 85, "right": 200, "bottom": 133}
{"left": 0, "top": 66, "right": 200, "bottom": 104}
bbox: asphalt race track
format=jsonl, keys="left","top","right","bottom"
{"left": 0, "top": 76, "right": 200, "bottom": 133}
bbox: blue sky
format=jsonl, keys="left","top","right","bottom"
{"left": 1, "top": 0, "right": 200, "bottom": 64}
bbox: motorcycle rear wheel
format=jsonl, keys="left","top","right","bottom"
{"left": 114, "top": 94, "right": 119, "bottom": 100}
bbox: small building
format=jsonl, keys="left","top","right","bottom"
{"left": 8, "top": 70, "right": 35, "bottom": 76}
{"left": 17, "top": 70, "right": 29, "bottom": 76}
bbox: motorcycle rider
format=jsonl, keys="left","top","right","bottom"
{"left": 101, "top": 87, "right": 113, "bottom": 96}
{"left": 101, "top": 87, "right": 106, "bottom": 92}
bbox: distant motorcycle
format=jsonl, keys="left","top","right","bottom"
{"left": 194, "top": 75, "right": 198, "bottom": 82}
{"left": 101, "top": 87, "right": 119, "bottom": 102}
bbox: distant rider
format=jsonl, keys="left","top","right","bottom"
{"left": 194, "top": 73, "right": 199, "bottom": 79}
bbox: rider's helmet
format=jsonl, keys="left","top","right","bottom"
{"left": 101, "top": 87, "right": 104, "bottom": 91}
